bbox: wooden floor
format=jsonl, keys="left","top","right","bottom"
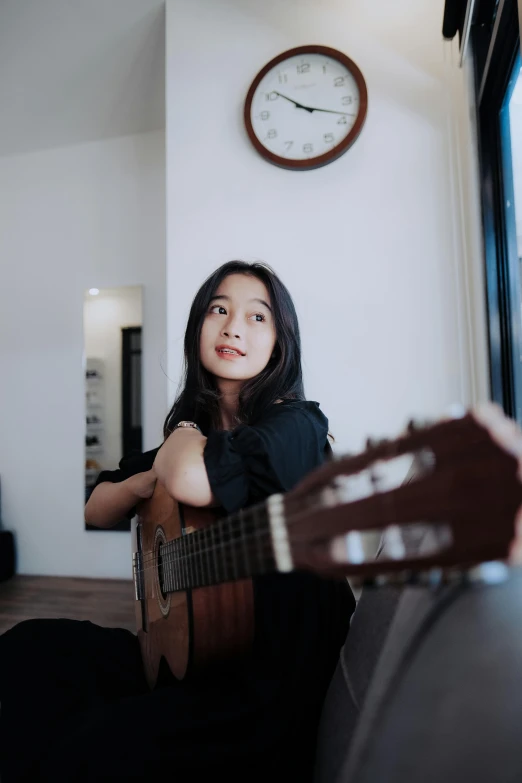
{"left": 0, "top": 575, "right": 136, "bottom": 635}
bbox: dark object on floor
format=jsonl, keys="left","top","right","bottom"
{"left": 0, "top": 531, "right": 15, "bottom": 583}
{"left": 0, "top": 475, "right": 15, "bottom": 582}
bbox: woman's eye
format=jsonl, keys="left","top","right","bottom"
{"left": 210, "top": 305, "right": 226, "bottom": 315}
{"left": 250, "top": 313, "right": 265, "bottom": 323}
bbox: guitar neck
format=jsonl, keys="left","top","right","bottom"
{"left": 160, "top": 502, "right": 277, "bottom": 593}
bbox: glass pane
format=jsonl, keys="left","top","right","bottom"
{"left": 509, "top": 61, "right": 522, "bottom": 287}
{"left": 501, "top": 53, "right": 522, "bottom": 423}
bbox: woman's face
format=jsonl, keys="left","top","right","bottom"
{"left": 200, "top": 273, "right": 277, "bottom": 386}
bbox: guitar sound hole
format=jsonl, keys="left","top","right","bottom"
{"left": 157, "top": 543, "right": 168, "bottom": 601}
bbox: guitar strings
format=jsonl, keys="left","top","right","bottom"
{"left": 134, "top": 527, "right": 276, "bottom": 583}
{"left": 136, "top": 510, "right": 276, "bottom": 568}
{"left": 134, "top": 494, "right": 311, "bottom": 564}
{"left": 136, "top": 493, "right": 312, "bottom": 570}
{"left": 133, "top": 494, "right": 311, "bottom": 579}
{"left": 133, "top": 488, "right": 359, "bottom": 586}
{"left": 136, "top": 522, "right": 275, "bottom": 570}
{"left": 132, "top": 521, "right": 460, "bottom": 592}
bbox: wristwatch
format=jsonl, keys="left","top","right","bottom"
{"left": 174, "top": 420, "right": 202, "bottom": 434}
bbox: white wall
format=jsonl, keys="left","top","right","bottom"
{"left": 0, "top": 130, "right": 166, "bottom": 578}
{"left": 165, "top": 0, "right": 488, "bottom": 455}
{"left": 84, "top": 286, "right": 143, "bottom": 473}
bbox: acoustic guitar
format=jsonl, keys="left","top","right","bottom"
{"left": 132, "top": 407, "right": 522, "bottom": 688}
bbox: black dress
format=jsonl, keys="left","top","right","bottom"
{"left": 0, "top": 401, "right": 355, "bottom": 783}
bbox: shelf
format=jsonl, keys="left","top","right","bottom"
{"left": 85, "top": 358, "right": 105, "bottom": 467}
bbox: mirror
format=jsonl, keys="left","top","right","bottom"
{"left": 83, "top": 286, "right": 143, "bottom": 531}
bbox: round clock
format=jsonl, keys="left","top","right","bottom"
{"left": 244, "top": 45, "right": 368, "bottom": 171}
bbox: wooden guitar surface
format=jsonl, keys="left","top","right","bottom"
{"left": 134, "top": 483, "right": 254, "bottom": 688}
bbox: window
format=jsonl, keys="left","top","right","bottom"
{"left": 500, "top": 54, "right": 522, "bottom": 420}
{"left": 448, "top": 0, "right": 522, "bottom": 421}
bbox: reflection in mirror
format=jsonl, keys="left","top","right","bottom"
{"left": 84, "top": 286, "right": 143, "bottom": 531}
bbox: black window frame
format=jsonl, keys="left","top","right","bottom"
{"left": 470, "top": 0, "right": 521, "bottom": 419}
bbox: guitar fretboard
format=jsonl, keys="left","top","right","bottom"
{"left": 159, "top": 504, "right": 276, "bottom": 592}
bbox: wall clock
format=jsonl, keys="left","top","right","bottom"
{"left": 244, "top": 45, "right": 368, "bottom": 171}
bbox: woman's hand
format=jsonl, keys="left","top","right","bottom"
{"left": 85, "top": 468, "right": 157, "bottom": 528}
{"left": 127, "top": 467, "right": 157, "bottom": 500}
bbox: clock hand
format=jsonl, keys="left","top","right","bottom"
{"left": 272, "top": 91, "right": 314, "bottom": 113}
{"left": 307, "top": 107, "right": 355, "bottom": 116}
{"left": 272, "top": 92, "right": 354, "bottom": 117}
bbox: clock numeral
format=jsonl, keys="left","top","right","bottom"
{"left": 322, "top": 64, "right": 328, "bottom": 74}
{"left": 265, "top": 91, "right": 278, "bottom": 101}
{"left": 324, "top": 133, "right": 335, "bottom": 144}
{"left": 278, "top": 72, "right": 288, "bottom": 84}
{"left": 341, "top": 95, "right": 353, "bottom": 105}
{"left": 334, "top": 76, "right": 345, "bottom": 87}
{"left": 297, "top": 63, "right": 310, "bottom": 74}
{"left": 259, "top": 110, "right": 270, "bottom": 120}
{"left": 303, "top": 143, "right": 314, "bottom": 154}
{"left": 337, "top": 115, "right": 348, "bottom": 125}
{"left": 267, "top": 129, "right": 277, "bottom": 139}
{"left": 284, "top": 141, "right": 294, "bottom": 152}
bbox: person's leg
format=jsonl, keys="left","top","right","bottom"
{"left": 0, "top": 619, "right": 146, "bottom": 782}
{"left": 36, "top": 674, "right": 274, "bottom": 783}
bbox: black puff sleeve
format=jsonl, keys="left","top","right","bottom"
{"left": 93, "top": 448, "right": 160, "bottom": 488}
{"left": 203, "top": 401, "right": 329, "bottom": 514}
{"left": 91, "top": 448, "right": 160, "bottom": 521}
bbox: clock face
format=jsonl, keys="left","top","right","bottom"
{"left": 244, "top": 46, "right": 368, "bottom": 170}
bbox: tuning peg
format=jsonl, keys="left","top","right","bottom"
{"left": 445, "top": 402, "right": 467, "bottom": 419}
{"left": 467, "top": 561, "right": 510, "bottom": 585}
{"left": 424, "top": 568, "right": 443, "bottom": 587}
{"left": 406, "top": 419, "right": 420, "bottom": 435}
{"left": 382, "top": 524, "right": 406, "bottom": 560}
{"left": 366, "top": 436, "right": 389, "bottom": 451}
{"left": 407, "top": 416, "right": 441, "bottom": 436}
{"left": 415, "top": 447, "right": 436, "bottom": 472}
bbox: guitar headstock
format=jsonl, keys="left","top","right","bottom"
{"left": 283, "top": 405, "right": 522, "bottom": 584}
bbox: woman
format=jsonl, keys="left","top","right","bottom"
{"left": 0, "top": 261, "right": 355, "bottom": 782}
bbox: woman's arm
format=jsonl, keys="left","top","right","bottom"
{"left": 155, "top": 403, "right": 328, "bottom": 513}
{"left": 84, "top": 469, "right": 157, "bottom": 528}
{"left": 153, "top": 428, "right": 218, "bottom": 507}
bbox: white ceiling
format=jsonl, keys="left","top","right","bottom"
{"left": 0, "top": 0, "right": 165, "bottom": 158}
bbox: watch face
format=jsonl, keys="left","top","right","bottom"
{"left": 245, "top": 46, "right": 368, "bottom": 170}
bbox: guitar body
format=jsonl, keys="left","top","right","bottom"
{"left": 133, "top": 483, "right": 254, "bottom": 689}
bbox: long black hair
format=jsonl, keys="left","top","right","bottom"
{"left": 163, "top": 261, "right": 305, "bottom": 436}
